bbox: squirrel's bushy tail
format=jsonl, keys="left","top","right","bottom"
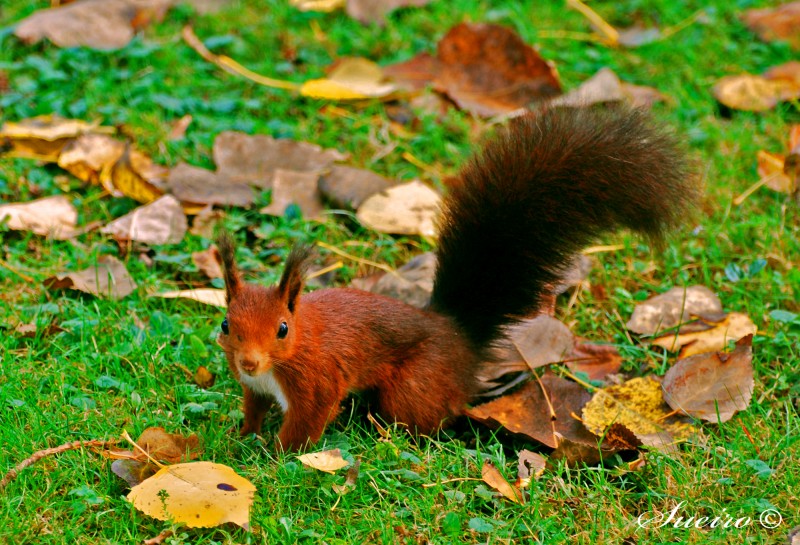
{"left": 429, "top": 106, "right": 696, "bottom": 348}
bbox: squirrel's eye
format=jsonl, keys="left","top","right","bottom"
{"left": 277, "top": 321, "right": 289, "bottom": 339}
{"left": 221, "top": 318, "right": 229, "bottom": 335}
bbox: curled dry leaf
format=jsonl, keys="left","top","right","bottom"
{"left": 481, "top": 460, "right": 522, "bottom": 504}
{"left": 627, "top": 285, "right": 723, "bottom": 336}
{"left": 192, "top": 246, "right": 223, "bottom": 279}
{"left": 741, "top": 1, "right": 800, "bottom": 50}
{"left": 551, "top": 68, "right": 664, "bottom": 109}
{"left": 466, "top": 374, "right": 597, "bottom": 449}
{"left": 300, "top": 58, "right": 397, "bottom": 100}
{"left": 58, "top": 133, "right": 125, "bottom": 184}
{"left": 297, "top": 448, "right": 349, "bottom": 474}
{"left": 581, "top": 376, "right": 695, "bottom": 442}
{"left": 190, "top": 206, "right": 225, "bottom": 239}
{"left": 356, "top": 180, "right": 440, "bottom": 236}
{"left": 0, "top": 116, "right": 109, "bottom": 161}
{"left": 651, "top": 312, "right": 757, "bottom": 358}
{"left": 319, "top": 165, "right": 397, "bottom": 210}
{"left": 152, "top": 289, "right": 227, "bottom": 308}
{"left": 99, "top": 145, "right": 165, "bottom": 204}
{"left": 332, "top": 459, "right": 361, "bottom": 494}
{"left": 517, "top": 450, "right": 546, "bottom": 485}
{"left": 45, "top": 255, "right": 137, "bottom": 299}
{"left": 713, "top": 73, "right": 800, "bottom": 112}
{"left": 662, "top": 335, "right": 754, "bottom": 423}
{"left": 15, "top": 0, "right": 172, "bottom": 50}
{"left": 369, "top": 252, "right": 436, "bottom": 308}
{"left": 0, "top": 195, "right": 78, "bottom": 239}
{"left": 132, "top": 427, "right": 202, "bottom": 464}
{"left": 194, "top": 366, "right": 216, "bottom": 389}
{"left": 127, "top": 461, "right": 256, "bottom": 529}
{"left": 101, "top": 195, "right": 187, "bottom": 245}
{"left": 260, "top": 169, "right": 325, "bottom": 221}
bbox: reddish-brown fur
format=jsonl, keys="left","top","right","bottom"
{"left": 216, "top": 106, "right": 696, "bottom": 451}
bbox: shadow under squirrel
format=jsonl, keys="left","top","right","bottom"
{"left": 216, "top": 106, "right": 697, "bottom": 451}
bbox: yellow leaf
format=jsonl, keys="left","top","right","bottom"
{"left": 100, "top": 145, "right": 164, "bottom": 203}
{"left": 651, "top": 312, "right": 757, "bottom": 358}
{"left": 58, "top": 133, "right": 126, "bottom": 184}
{"left": 297, "top": 448, "right": 349, "bottom": 474}
{"left": 152, "top": 289, "right": 227, "bottom": 308}
{"left": 300, "top": 58, "right": 397, "bottom": 100}
{"left": 481, "top": 460, "right": 522, "bottom": 503}
{"left": 290, "top": 0, "right": 345, "bottom": 12}
{"left": 0, "top": 115, "right": 110, "bottom": 162}
{"left": 127, "top": 461, "right": 256, "bottom": 529}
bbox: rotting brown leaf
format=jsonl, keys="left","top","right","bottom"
{"left": 14, "top": 0, "right": 172, "bottom": 50}
{"left": 101, "top": 195, "right": 187, "bottom": 245}
{"left": 44, "top": 255, "right": 137, "bottom": 299}
{"left": 481, "top": 460, "right": 523, "bottom": 504}
{"left": 741, "top": 1, "right": 800, "bottom": 50}
{"left": 319, "top": 165, "right": 397, "bottom": 210}
{"left": 260, "top": 169, "right": 325, "bottom": 221}
{"left": 627, "top": 285, "right": 723, "bottom": 336}
{"left": 466, "top": 373, "right": 597, "bottom": 449}
{"left": 0, "top": 195, "right": 78, "bottom": 239}
{"left": 356, "top": 180, "right": 440, "bottom": 236}
{"left": 662, "top": 335, "right": 754, "bottom": 423}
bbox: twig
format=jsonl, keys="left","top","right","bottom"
{"left": 566, "top": 0, "right": 619, "bottom": 45}
{"left": 307, "top": 261, "right": 344, "bottom": 280}
{"left": 0, "top": 258, "right": 36, "bottom": 283}
{"left": 315, "top": 241, "right": 400, "bottom": 277}
{"left": 733, "top": 175, "right": 771, "bottom": 206}
{"left": 181, "top": 26, "right": 300, "bottom": 91}
{"left": 0, "top": 439, "right": 118, "bottom": 490}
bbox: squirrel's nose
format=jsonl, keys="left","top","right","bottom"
{"left": 240, "top": 359, "right": 258, "bottom": 373}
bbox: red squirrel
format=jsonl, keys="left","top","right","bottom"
{"left": 216, "top": 106, "right": 696, "bottom": 451}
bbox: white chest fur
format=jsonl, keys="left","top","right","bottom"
{"left": 239, "top": 370, "right": 289, "bottom": 413}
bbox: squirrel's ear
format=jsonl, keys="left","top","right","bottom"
{"left": 278, "top": 245, "right": 313, "bottom": 313}
{"left": 214, "top": 230, "right": 242, "bottom": 303}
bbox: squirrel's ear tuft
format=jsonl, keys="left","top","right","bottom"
{"left": 215, "top": 230, "right": 242, "bottom": 303}
{"left": 278, "top": 244, "right": 313, "bottom": 313}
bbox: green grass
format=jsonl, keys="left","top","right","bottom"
{"left": 1, "top": 0, "right": 799, "bottom": 543}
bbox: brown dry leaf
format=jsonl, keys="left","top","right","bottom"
{"left": 517, "top": 450, "right": 546, "bottom": 485}
{"left": 481, "top": 460, "right": 522, "bottom": 504}
{"left": 742, "top": 1, "right": 800, "bottom": 50}
{"left": 213, "top": 131, "right": 347, "bottom": 190}
{"left": 616, "top": 26, "right": 662, "bottom": 48}
{"left": 45, "top": 255, "right": 137, "bottom": 299}
{"left": 369, "top": 252, "right": 436, "bottom": 308}
{"left": 133, "top": 427, "right": 202, "bottom": 463}
{"left": 332, "top": 459, "right": 361, "bottom": 494}
{"left": 627, "top": 285, "right": 723, "bottom": 336}
{"left": 319, "top": 165, "right": 397, "bottom": 210}
{"left": 127, "top": 461, "right": 256, "bottom": 529}
{"left": 582, "top": 376, "right": 695, "bottom": 441}
{"left": 14, "top": 321, "right": 65, "bottom": 338}
{"left": 0, "top": 115, "right": 108, "bottom": 161}
{"left": 508, "top": 315, "right": 574, "bottom": 371}
{"left": 167, "top": 163, "right": 254, "bottom": 207}
{"left": 168, "top": 115, "right": 193, "bottom": 140}
{"left": 0, "top": 195, "right": 78, "bottom": 239}
{"left": 356, "top": 180, "right": 440, "bottom": 236}
{"left": 712, "top": 73, "right": 800, "bottom": 112}
{"left": 297, "top": 449, "right": 349, "bottom": 474}
{"left": 99, "top": 146, "right": 165, "bottom": 204}
{"left": 651, "top": 312, "right": 757, "bottom": 358}
{"left": 567, "top": 341, "right": 622, "bottom": 382}
{"left": 466, "top": 374, "right": 597, "bottom": 449}
{"left": 152, "top": 289, "right": 227, "bottom": 308}
{"left": 551, "top": 68, "right": 664, "bottom": 109}
{"left": 345, "top": 0, "right": 430, "bottom": 25}
{"left": 194, "top": 366, "right": 216, "bottom": 389}
{"left": 58, "top": 133, "right": 125, "bottom": 184}
{"left": 260, "top": 169, "right": 325, "bottom": 221}
{"left": 190, "top": 206, "right": 225, "bottom": 238}
{"left": 757, "top": 150, "right": 796, "bottom": 193}
{"left": 383, "top": 52, "right": 439, "bottom": 92}
{"left": 101, "top": 195, "right": 187, "bottom": 245}
{"left": 300, "top": 58, "right": 397, "bottom": 100}
{"left": 192, "top": 247, "right": 223, "bottom": 279}
{"left": 14, "top": 0, "right": 172, "bottom": 50}
{"left": 662, "top": 335, "right": 754, "bottom": 423}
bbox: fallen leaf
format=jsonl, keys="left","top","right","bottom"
{"left": 356, "top": 180, "right": 440, "bottom": 236}
{"left": 194, "top": 366, "right": 216, "bottom": 389}
{"left": 742, "top": 1, "right": 800, "bottom": 50}
{"left": 481, "top": 460, "right": 522, "bottom": 503}
{"left": 168, "top": 115, "right": 193, "bottom": 140}
{"left": 332, "top": 459, "right": 361, "bottom": 494}
{"left": 297, "top": 449, "right": 349, "bottom": 474}
{"left": 369, "top": 252, "right": 436, "bottom": 308}
{"left": 567, "top": 341, "right": 622, "bottom": 382}
{"left": 616, "top": 25, "right": 662, "bottom": 47}
{"left": 0, "top": 115, "right": 107, "bottom": 161}
{"left": 757, "top": 149, "right": 796, "bottom": 194}
{"left": 99, "top": 145, "right": 165, "bottom": 203}
{"left": 0, "top": 195, "right": 78, "bottom": 239}
{"left": 662, "top": 335, "right": 754, "bottom": 423}
{"left": 290, "top": 0, "right": 346, "bottom": 13}
{"left": 651, "top": 312, "right": 757, "bottom": 357}
{"left": 300, "top": 58, "right": 397, "bottom": 100}
{"left": 57, "top": 133, "right": 125, "bottom": 184}
{"left": 152, "top": 289, "right": 227, "bottom": 307}
{"left": 318, "top": 165, "right": 397, "bottom": 209}
{"left": 581, "top": 376, "right": 695, "bottom": 440}
{"left": 345, "top": 0, "right": 431, "bottom": 25}
{"left": 133, "top": 427, "right": 202, "bottom": 464}
{"left": 45, "top": 255, "right": 137, "bottom": 299}
{"left": 167, "top": 163, "right": 254, "bottom": 207}
{"left": 15, "top": 0, "right": 172, "bottom": 50}
{"left": 14, "top": 321, "right": 65, "bottom": 338}
{"left": 516, "top": 450, "right": 546, "bottom": 485}
{"left": 112, "top": 459, "right": 159, "bottom": 487}
{"left": 260, "top": 169, "right": 325, "bottom": 221}
{"left": 712, "top": 73, "right": 800, "bottom": 112}
{"left": 101, "top": 195, "right": 187, "bottom": 245}
{"left": 551, "top": 68, "right": 664, "bottom": 109}
{"left": 627, "top": 285, "right": 723, "bottom": 336}
{"left": 127, "top": 461, "right": 256, "bottom": 529}
{"left": 192, "top": 247, "right": 223, "bottom": 279}
{"left": 466, "top": 374, "right": 596, "bottom": 449}
{"left": 189, "top": 206, "right": 225, "bottom": 238}
{"left": 508, "top": 315, "right": 574, "bottom": 371}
